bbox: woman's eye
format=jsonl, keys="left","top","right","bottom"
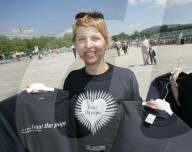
{"left": 93, "top": 37, "right": 99, "bottom": 40}
{"left": 78, "top": 38, "right": 84, "bottom": 41}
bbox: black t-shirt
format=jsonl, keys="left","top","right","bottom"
{"left": 63, "top": 63, "right": 142, "bottom": 151}
{"left": 0, "top": 111, "right": 27, "bottom": 152}
{"left": 63, "top": 63, "right": 142, "bottom": 103}
{"left": 113, "top": 101, "right": 192, "bottom": 152}
{"left": 178, "top": 73, "right": 192, "bottom": 127}
{"left": 146, "top": 72, "right": 187, "bottom": 117}
{"left": 0, "top": 89, "right": 78, "bottom": 152}
{"left": 0, "top": 95, "right": 27, "bottom": 152}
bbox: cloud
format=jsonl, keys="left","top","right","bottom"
{"left": 128, "top": 0, "right": 192, "bottom": 8}
{"left": 154, "top": 22, "right": 163, "bottom": 26}
{"left": 154, "top": 0, "right": 167, "bottom": 7}
{"left": 57, "top": 28, "right": 72, "bottom": 38}
{"left": 128, "top": 0, "right": 137, "bottom": 5}
{"left": 166, "top": 0, "right": 192, "bottom": 8}
{"left": 65, "top": 28, "right": 72, "bottom": 33}
{"left": 140, "top": 0, "right": 153, "bottom": 3}
{"left": 162, "top": 21, "right": 192, "bottom": 25}
{"left": 128, "top": 23, "right": 141, "bottom": 28}
{"left": 128, "top": 0, "right": 154, "bottom": 5}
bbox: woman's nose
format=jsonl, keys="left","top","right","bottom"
{"left": 85, "top": 39, "right": 93, "bottom": 48}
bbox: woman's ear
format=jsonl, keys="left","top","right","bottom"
{"left": 105, "top": 41, "right": 108, "bottom": 50}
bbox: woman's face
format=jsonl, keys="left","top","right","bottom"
{"left": 75, "top": 26, "right": 106, "bottom": 66}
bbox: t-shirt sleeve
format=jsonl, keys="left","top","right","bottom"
{"left": 128, "top": 70, "right": 143, "bottom": 102}
{"left": 63, "top": 73, "right": 71, "bottom": 91}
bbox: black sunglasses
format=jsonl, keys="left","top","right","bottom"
{"left": 75, "top": 12, "right": 104, "bottom": 19}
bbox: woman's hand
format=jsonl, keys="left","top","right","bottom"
{"left": 145, "top": 99, "right": 164, "bottom": 110}
{"left": 169, "top": 69, "right": 181, "bottom": 106}
{"left": 21, "top": 82, "right": 38, "bottom": 92}
{"left": 170, "top": 69, "right": 179, "bottom": 83}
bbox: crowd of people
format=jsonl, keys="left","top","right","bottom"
{"left": 113, "top": 35, "right": 157, "bottom": 66}
{"left": 113, "top": 35, "right": 157, "bottom": 65}
{"left": 114, "top": 40, "right": 130, "bottom": 56}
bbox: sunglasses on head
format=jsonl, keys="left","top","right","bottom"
{"left": 75, "top": 12, "right": 104, "bottom": 19}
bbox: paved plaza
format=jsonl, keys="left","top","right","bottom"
{"left": 0, "top": 44, "right": 192, "bottom": 101}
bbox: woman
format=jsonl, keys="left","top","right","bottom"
{"left": 62, "top": 10, "right": 144, "bottom": 151}
{"left": 62, "top": 11, "right": 163, "bottom": 142}
{"left": 63, "top": 10, "right": 142, "bottom": 102}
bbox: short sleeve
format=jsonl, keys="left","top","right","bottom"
{"left": 63, "top": 73, "right": 71, "bottom": 91}
{"left": 129, "top": 70, "right": 143, "bottom": 102}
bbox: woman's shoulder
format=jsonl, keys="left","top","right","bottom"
{"left": 113, "top": 65, "right": 135, "bottom": 77}
{"left": 113, "top": 65, "right": 133, "bottom": 72}
{"left": 66, "top": 67, "right": 84, "bottom": 78}
{"left": 69, "top": 67, "right": 84, "bottom": 74}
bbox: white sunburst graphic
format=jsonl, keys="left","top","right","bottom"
{"left": 75, "top": 90, "right": 117, "bottom": 135}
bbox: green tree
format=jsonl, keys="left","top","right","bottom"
{"left": 37, "top": 37, "right": 55, "bottom": 50}
{"left": 0, "top": 35, "right": 14, "bottom": 54}
{"left": 159, "top": 25, "right": 169, "bottom": 33}
{"left": 12, "top": 38, "right": 28, "bottom": 52}
{"left": 131, "top": 31, "right": 141, "bottom": 40}
{"left": 118, "top": 32, "right": 129, "bottom": 41}
{"left": 111, "top": 32, "right": 130, "bottom": 41}
{"left": 111, "top": 35, "right": 119, "bottom": 41}
{"left": 62, "top": 33, "right": 73, "bottom": 47}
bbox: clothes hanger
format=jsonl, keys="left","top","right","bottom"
{"left": 154, "top": 58, "right": 184, "bottom": 115}
{"left": 27, "top": 83, "right": 54, "bottom": 93}
{"left": 168, "top": 57, "right": 183, "bottom": 74}
{"left": 143, "top": 57, "right": 186, "bottom": 116}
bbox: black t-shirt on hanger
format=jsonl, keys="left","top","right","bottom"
{"left": 146, "top": 72, "right": 187, "bottom": 117}
{"left": 178, "top": 73, "right": 192, "bottom": 128}
{"left": 113, "top": 101, "right": 192, "bottom": 152}
{"left": 0, "top": 89, "right": 78, "bottom": 152}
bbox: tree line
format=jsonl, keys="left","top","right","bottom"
{"left": 1, "top": 24, "right": 191, "bottom": 54}
{"left": 159, "top": 25, "right": 192, "bottom": 33}
{"left": 111, "top": 24, "right": 192, "bottom": 41}
{"left": 111, "top": 31, "right": 154, "bottom": 42}
{"left": 0, "top": 33, "right": 73, "bottom": 54}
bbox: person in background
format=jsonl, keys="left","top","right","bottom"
{"left": 140, "top": 35, "right": 150, "bottom": 65}
{"left": 17, "top": 56, "right": 20, "bottom": 61}
{"left": 29, "top": 53, "right": 32, "bottom": 59}
{"left": 114, "top": 40, "right": 121, "bottom": 56}
{"left": 72, "top": 47, "right": 77, "bottom": 58}
{"left": 149, "top": 47, "right": 156, "bottom": 65}
{"left": 122, "top": 40, "right": 128, "bottom": 55}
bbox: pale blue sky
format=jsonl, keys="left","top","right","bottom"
{"left": 0, "top": 0, "right": 192, "bottom": 36}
